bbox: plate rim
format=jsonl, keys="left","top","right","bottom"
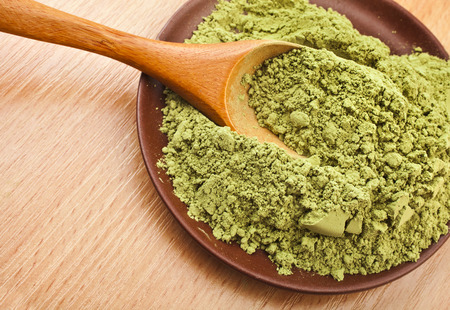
{"left": 136, "top": 0, "right": 449, "bottom": 294}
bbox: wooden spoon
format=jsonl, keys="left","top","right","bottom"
{"left": 0, "top": 0, "right": 300, "bottom": 156}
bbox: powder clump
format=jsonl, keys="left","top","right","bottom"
{"left": 158, "top": 0, "right": 449, "bottom": 281}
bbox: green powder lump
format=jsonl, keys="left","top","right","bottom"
{"left": 157, "top": 0, "right": 449, "bottom": 281}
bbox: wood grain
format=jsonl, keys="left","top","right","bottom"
{"left": 0, "top": 0, "right": 448, "bottom": 309}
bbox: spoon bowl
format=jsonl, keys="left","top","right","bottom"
{"left": 224, "top": 41, "right": 301, "bottom": 156}
{"left": 0, "top": 0, "right": 299, "bottom": 154}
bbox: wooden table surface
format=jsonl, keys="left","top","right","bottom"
{"left": 0, "top": 0, "right": 448, "bottom": 309}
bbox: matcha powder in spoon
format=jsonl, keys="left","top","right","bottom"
{"left": 157, "top": 0, "right": 449, "bottom": 281}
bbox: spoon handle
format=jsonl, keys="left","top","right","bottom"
{"left": 0, "top": 0, "right": 184, "bottom": 80}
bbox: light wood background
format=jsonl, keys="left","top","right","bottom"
{"left": 0, "top": 0, "right": 448, "bottom": 309}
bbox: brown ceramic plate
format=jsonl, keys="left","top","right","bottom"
{"left": 137, "top": 0, "right": 449, "bottom": 294}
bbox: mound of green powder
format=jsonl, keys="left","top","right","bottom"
{"left": 158, "top": 0, "right": 449, "bottom": 281}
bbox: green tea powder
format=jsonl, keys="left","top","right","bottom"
{"left": 158, "top": 0, "right": 449, "bottom": 280}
